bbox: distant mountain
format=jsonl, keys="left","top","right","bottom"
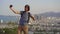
{"left": 34, "top": 12, "right": 60, "bottom": 20}
{"left": 39, "top": 12, "right": 60, "bottom": 17}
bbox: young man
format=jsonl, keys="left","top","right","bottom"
{"left": 9, "top": 4, "right": 35, "bottom": 34}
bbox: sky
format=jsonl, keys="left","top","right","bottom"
{"left": 0, "top": 0, "right": 60, "bottom": 16}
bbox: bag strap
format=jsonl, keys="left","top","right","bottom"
{"left": 21, "top": 11, "right": 25, "bottom": 17}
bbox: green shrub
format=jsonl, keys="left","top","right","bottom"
{"left": 0, "top": 27, "right": 18, "bottom": 34}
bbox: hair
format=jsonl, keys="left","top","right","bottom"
{"left": 25, "top": 4, "right": 30, "bottom": 11}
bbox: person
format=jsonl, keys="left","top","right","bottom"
{"left": 9, "top": 4, "right": 35, "bottom": 34}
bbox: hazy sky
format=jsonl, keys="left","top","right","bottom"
{"left": 0, "top": 0, "right": 60, "bottom": 16}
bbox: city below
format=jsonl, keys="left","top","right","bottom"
{"left": 0, "top": 12, "right": 60, "bottom": 34}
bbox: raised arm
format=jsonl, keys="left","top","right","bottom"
{"left": 9, "top": 5, "right": 20, "bottom": 14}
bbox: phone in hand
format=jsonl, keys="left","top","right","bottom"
{"left": 10, "top": 5, "right": 13, "bottom": 8}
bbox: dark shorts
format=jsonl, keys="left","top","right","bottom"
{"left": 19, "top": 22, "right": 28, "bottom": 26}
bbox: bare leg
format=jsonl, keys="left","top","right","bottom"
{"left": 18, "top": 25, "right": 22, "bottom": 34}
{"left": 23, "top": 26, "right": 28, "bottom": 34}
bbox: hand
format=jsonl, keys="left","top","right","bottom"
{"left": 9, "top": 5, "right": 13, "bottom": 8}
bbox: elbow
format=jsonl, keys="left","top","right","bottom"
{"left": 13, "top": 12, "right": 17, "bottom": 14}
{"left": 11, "top": 11, "right": 17, "bottom": 14}
{"left": 31, "top": 16, "right": 35, "bottom": 21}
{"left": 31, "top": 17, "right": 35, "bottom": 21}
{"left": 13, "top": 11, "right": 19, "bottom": 14}
{"left": 32, "top": 17, "right": 35, "bottom": 21}
{"left": 13, "top": 11, "right": 18, "bottom": 14}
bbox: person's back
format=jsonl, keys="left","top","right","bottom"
{"left": 9, "top": 4, "right": 35, "bottom": 34}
